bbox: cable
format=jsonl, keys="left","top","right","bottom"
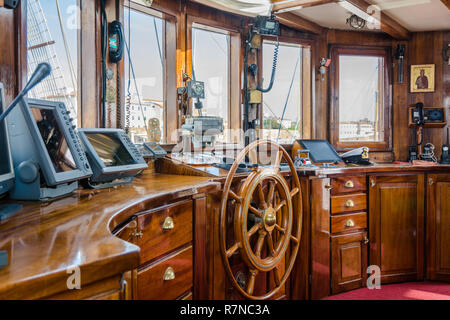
{"left": 100, "top": 0, "right": 108, "bottom": 128}
{"left": 122, "top": 25, "right": 149, "bottom": 136}
{"left": 125, "top": 7, "right": 132, "bottom": 132}
{"left": 257, "top": 37, "right": 279, "bottom": 93}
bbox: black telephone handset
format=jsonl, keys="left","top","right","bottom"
{"left": 412, "top": 102, "right": 425, "bottom": 125}
{"left": 108, "top": 21, "right": 124, "bottom": 63}
{"left": 441, "top": 127, "right": 450, "bottom": 164}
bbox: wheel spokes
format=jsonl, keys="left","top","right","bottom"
{"left": 275, "top": 200, "right": 286, "bottom": 212}
{"left": 275, "top": 224, "right": 286, "bottom": 234}
{"left": 257, "top": 183, "right": 267, "bottom": 209}
{"left": 290, "top": 187, "right": 299, "bottom": 197}
{"left": 246, "top": 270, "right": 258, "bottom": 295}
{"left": 267, "top": 181, "right": 277, "bottom": 205}
{"left": 274, "top": 150, "right": 283, "bottom": 170}
{"left": 255, "top": 231, "right": 266, "bottom": 258}
{"left": 247, "top": 223, "right": 261, "bottom": 239}
{"left": 226, "top": 242, "right": 240, "bottom": 258}
{"left": 249, "top": 205, "right": 262, "bottom": 217}
{"left": 266, "top": 232, "right": 275, "bottom": 256}
{"left": 273, "top": 266, "right": 281, "bottom": 286}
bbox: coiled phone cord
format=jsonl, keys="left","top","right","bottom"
{"left": 257, "top": 37, "right": 279, "bottom": 93}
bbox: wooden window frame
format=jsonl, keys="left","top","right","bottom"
{"left": 187, "top": 14, "right": 241, "bottom": 144}
{"left": 330, "top": 45, "right": 392, "bottom": 152}
{"left": 259, "top": 35, "right": 313, "bottom": 143}
{"left": 122, "top": 1, "right": 177, "bottom": 143}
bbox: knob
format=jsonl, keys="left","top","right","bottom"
{"left": 163, "top": 267, "right": 175, "bottom": 281}
{"left": 325, "top": 184, "right": 332, "bottom": 190}
{"left": 162, "top": 217, "right": 174, "bottom": 230}
{"left": 363, "top": 236, "right": 369, "bottom": 244}
{"left": 344, "top": 180, "right": 354, "bottom": 188}
{"left": 345, "top": 219, "right": 355, "bottom": 227}
{"left": 345, "top": 200, "right": 355, "bottom": 208}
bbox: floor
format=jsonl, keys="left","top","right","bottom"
{"left": 324, "top": 282, "right": 450, "bottom": 300}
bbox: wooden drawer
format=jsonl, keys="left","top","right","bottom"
{"left": 137, "top": 200, "right": 193, "bottom": 264}
{"left": 331, "top": 193, "right": 366, "bottom": 215}
{"left": 137, "top": 246, "right": 193, "bottom": 300}
{"left": 331, "top": 212, "right": 367, "bottom": 234}
{"left": 331, "top": 176, "right": 366, "bottom": 195}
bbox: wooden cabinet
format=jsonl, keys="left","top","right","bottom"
{"left": 427, "top": 174, "right": 450, "bottom": 281}
{"left": 115, "top": 199, "right": 197, "bottom": 300}
{"left": 331, "top": 232, "right": 368, "bottom": 294}
{"left": 369, "top": 174, "right": 425, "bottom": 283}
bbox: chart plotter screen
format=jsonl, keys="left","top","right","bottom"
{"left": 85, "top": 133, "right": 136, "bottom": 167}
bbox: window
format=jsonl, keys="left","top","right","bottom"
{"left": 124, "top": 6, "right": 165, "bottom": 144}
{"left": 26, "top": 0, "right": 79, "bottom": 125}
{"left": 192, "top": 25, "right": 230, "bottom": 142}
{"left": 261, "top": 41, "right": 311, "bottom": 144}
{"left": 330, "top": 46, "right": 391, "bottom": 151}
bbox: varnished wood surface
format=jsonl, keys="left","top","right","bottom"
{"left": 0, "top": 172, "right": 220, "bottom": 299}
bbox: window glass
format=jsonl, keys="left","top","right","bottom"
{"left": 262, "top": 41, "right": 302, "bottom": 144}
{"left": 192, "top": 26, "right": 229, "bottom": 142}
{"left": 338, "top": 55, "right": 385, "bottom": 142}
{"left": 26, "top": 0, "right": 79, "bottom": 125}
{"left": 124, "top": 7, "right": 164, "bottom": 144}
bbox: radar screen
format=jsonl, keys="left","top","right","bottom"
{"left": 30, "top": 107, "right": 77, "bottom": 173}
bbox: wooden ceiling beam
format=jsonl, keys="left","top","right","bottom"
{"left": 441, "top": 0, "right": 450, "bottom": 9}
{"left": 275, "top": 11, "right": 323, "bottom": 34}
{"left": 272, "top": 0, "right": 334, "bottom": 13}
{"left": 343, "top": 0, "right": 410, "bottom": 39}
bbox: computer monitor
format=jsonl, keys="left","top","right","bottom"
{"left": 78, "top": 128, "right": 148, "bottom": 187}
{"left": 298, "top": 140, "right": 342, "bottom": 164}
{"left": 0, "top": 83, "right": 14, "bottom": 197}
{"left": 7, "top": 98, "right": 92, "bottom": 200}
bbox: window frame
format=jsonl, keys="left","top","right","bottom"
{"left": 122, "top": 0, "right": 177, "bottom": 144}
{"left": 259, "top": 35, "right": 313, "bottom": 143}
{"left": 187, "top": 15, "right": 241, "bottom": 144}
{"left": 330, "top": 45, "right": 392, "bottom": 152}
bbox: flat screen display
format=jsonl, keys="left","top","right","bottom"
{"left": 299, "top": 140, "right": 342, "bottom": 163}
{"left": 0, "top": 87, "right": 12, "bottom": 176}
{"left": 31, "top": 107, "right": 77, "bottom": 173}
{"left": 85, "top": 133, "right": 136, "bottom": 167}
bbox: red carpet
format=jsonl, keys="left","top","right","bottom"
{"left": 324, "top": 282, "right": 450, "bottom": 300}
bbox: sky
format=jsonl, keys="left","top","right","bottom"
{"left": 263, "top": 42, "right": 302, "bottom": 123}
{"left": 339, "top": 55, "right": 381, "bottom": 123}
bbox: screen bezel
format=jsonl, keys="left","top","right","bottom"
{"left": 20, "top": 98, "right": 92, "bottom": 186}
{"left": 0, "top": 83, "right": 15, "bottom": 189}
{"left": 298, "top": 139, "right": 342, "bottom": 163}
{"left": 78, "top": 128, "right": 147, "bottom": 175}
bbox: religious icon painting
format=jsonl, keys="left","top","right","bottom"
{"left": 410, "top": 64, "right": 435, "bottom": 93}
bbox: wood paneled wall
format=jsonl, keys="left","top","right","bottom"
{"left": 317, "top": 29, "right": 450, "bottom": 161}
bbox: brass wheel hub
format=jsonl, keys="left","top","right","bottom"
{"left": 263, "top": 207, "right": 276, "bottom": 232}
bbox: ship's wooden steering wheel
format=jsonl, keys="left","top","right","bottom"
{"left": 219, "top": 140, "right": 302, "bottom": 300}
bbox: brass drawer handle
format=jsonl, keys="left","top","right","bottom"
{"left": 163, "top": 267, "right": 175, "bottom": 281}
{"left": 363, "top": 236, "right": 369, "bottom": 245}
{"left": 163, "top": 217, "right": 174, "bottom": 230}
{"left": 344, "top": 180, "right": 354, "bottom": 188}
{"left": 345, "top": 200, "right": 355, "bottom": 208}
{"left": 133, "top": 230, "right": 143, "bottom": 239}
{"left": 370, "top": 179, "right": 376, "bottom": 188}
{"left": 345, "top": 219, "right": 355, "bottom": 227}
{"left": 325, "top": 184, "right": 332, "bottom": 190}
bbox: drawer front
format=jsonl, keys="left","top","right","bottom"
{"left": 137, "top": 246, "right": 193, "bottom": 300}
{"left": 331, "top": 176, "right": 366, "bottom": 195}
{"left": 137, "top": 200, "right": 193, "bottom": 264}
{"left": 331, "top": 212, "right": 367, "bottom": 234}
{"left": 331, "top": 193, "right": 366, "bottom": 215}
